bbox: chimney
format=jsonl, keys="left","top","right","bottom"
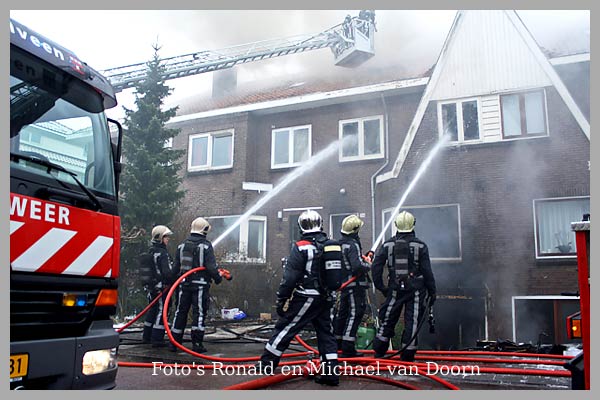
{"left": 212, "top": 68, "right": 237, "bottom": 98}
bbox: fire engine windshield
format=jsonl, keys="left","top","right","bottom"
{"left": 9, "top": 74, "right": 116, "bottom": 198}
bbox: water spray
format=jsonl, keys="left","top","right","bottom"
{"left": 370, "top": 134, "right": 450, "bottom": 252}
{"left": 212, "top": 138, "right": 342, "bottom": 247}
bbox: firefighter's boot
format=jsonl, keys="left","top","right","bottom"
{"left": 400, "top": 349, "right": 417, "bottom": 362}
{"left": 169, "top": 332, "right": 183, "bottom": 352}
{"left": 191, "top": 330, "right": 207, "bottom": 353}
{"left": 340, "top": 340, "right": 364, "bottom": 358}
{"left": 314, "top": 360, "right": 340, "bottom": 386}
{"left": 142, "top": 324, "right": 153, "bottom": 344}
{"left": 373, "top": 336, "right": 389, "bottom": 358}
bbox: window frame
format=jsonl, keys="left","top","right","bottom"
{"left": 437, "top": 97, "right": 482, "bottom": 144}
{"left": 533, "top": 196, "right": 590, "bottom": 260}
{"left": 270, "top": 124, "right": 312, "bottom": 169}
{"left": 187, "top": 129, "right": 234, "bottom": 172}
{"left": 338, "top": 115, "right": 385, "bottom": 162}
{"left": 382, "top": 203, "right": 462, "bottom": 262}
{"left": 207, "top": 214, "right": 267, "bottom": 263}
{"left": 500, "top": 89, "right": 549, "bottom": 140}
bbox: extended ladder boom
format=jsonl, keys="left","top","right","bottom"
{"left": 102, "top": 12, "right": 375, "bottom": 92}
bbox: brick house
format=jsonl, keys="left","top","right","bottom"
{"left": 167, "top": 10, "right": 589, "bottom": 349}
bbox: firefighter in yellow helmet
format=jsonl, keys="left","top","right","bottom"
{"left": 142, "top": 225, "right": 175, "bottom": 347}
{"left": 333, "top": 214, "right": 372, "bottom": 357}
{"left": 169, "top": 217, "right": 232, "bottom": 353}
{"left": 371, "top": 211, "right": 436, "bottom": 361}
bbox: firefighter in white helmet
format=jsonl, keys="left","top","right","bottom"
{"left": 371, "top": 211, "right": 436, "bottom": 361}
{"left": 169, "top": 217, "right": 232, "bottom": 353}
{"left": 258, "top": 210, "right": 342, "bottom": 386}
{"left": 142, "top": 225, "right": 175, "bottom": 347}
{"left": 333, "top": 214, "right": 372, "bottom": 357}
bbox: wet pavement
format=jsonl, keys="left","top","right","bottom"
{"left": 115, "top": 320, "right": 572, "bottom": 390}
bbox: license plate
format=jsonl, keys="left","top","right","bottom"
{"left": 10, "top": 354, "right": 28, "bottom": 381}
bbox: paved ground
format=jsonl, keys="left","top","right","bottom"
{"left": 115, "top": 321, "right": 572, "bottom": 390}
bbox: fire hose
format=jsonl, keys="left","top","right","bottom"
{"left": 118, "top": 266, "right": 573, "bottom": 389}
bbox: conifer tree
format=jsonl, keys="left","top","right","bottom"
{"left": 118, "top": 44, "right": 185, "bottom": 317}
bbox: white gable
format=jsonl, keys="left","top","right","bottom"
{"left": 431, "top": 10, "right": 552, "bottom": 101}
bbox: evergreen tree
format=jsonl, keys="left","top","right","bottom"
{"left": 117, "top": 44, "right": 185, "bottom": 318}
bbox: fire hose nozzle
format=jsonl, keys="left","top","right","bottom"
{"left": 428, "top": 310, "right": 436, "bottom": 334}
{"left": 218, "top": 268, "right": 233, "bottom": 281}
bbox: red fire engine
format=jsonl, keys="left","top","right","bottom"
{"left": 10, "top": 19, "right": 123, "bottom": 389}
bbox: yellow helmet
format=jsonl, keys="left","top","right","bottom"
{"left": 191, "top": 217, "right": 211, "bottom": 235}
{"left": 395, "top": 211, "right": 415, "bottom": 233}
{"left": 341, "top": 214, "right": 364, "bottom": 235}
{"left": 151, "top": 225, "right": 173, "bottom": 243}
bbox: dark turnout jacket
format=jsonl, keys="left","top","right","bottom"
{"left": 371, "top": 231, "right": 436, "bottom": 297}
{"left": 173, "top": 233, "right": 222, "bottom": 287}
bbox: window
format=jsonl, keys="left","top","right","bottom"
{"left": 382, "top": 204, "right": 462, "bottom": 261}
{"left": 339, "top": 115, "right": 384, "bottom": 161}
{"left": 438, "top": 99, "right": 480, "bottom": 143}
{"left": 188, "top": 129, "right": 233, "bottom": 171}
{"left": 534, "top": 196, "right": 589, "bottom": 259}
{"left": 207, "top": 215, "right": 266, "bottom": 262}
{"left": 501, "top": 90, "right": 547, "bottom": 138}
{"left": 271, "top": 125, "right": 311, "bottom": 169}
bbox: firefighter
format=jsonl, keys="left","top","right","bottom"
{"left": 371, "top": 211, "right": 436, "bottom": 361}
{"left": 169, "top": 217, "right": 231, "bottom": 353}
{"left": 334, "top": 214, "right": 371, "bottom": 357}
{"left": 257, "top": 210, "right": 342, "bottom": 386}
{"left": 142, "top": 225, "right": 175, "bottom": 347}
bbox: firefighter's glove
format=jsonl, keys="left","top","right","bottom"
{"left": 276, "top": 298, "right": 289, "bottom": 318}
{"left": 218, "top": 268, "right": 233, "bottom": 281}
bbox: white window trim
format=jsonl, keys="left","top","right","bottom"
{"left": 187, "top": 129, "right": 234, "bottom": 172}
{"left": 271, "top": 124, "right": 312, "bottom": 169}
{"left": 437, "top": 97, "right": 483, "bottom": 144}
{"left": 499, "top": 88, "right": 550, "bottom": 141}
{"left": 339, "top": 115, "right": 385, "bottom": 162}
{"left": 532, "top": 195, "right": 589, "bottom": 260}
{"left": 382, "top": 203, "right": 462, "bottom": 262}
{"left": 208, "top": 214, "right": 267, "bottom": 263}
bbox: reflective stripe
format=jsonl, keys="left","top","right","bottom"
{"left": 378, "top": 290, "right": 397, "bottom": 337}
{"left": 265, "top": 343, "right": 282, "bottom": 356}
{"left": 197, "top": 287, "right": 204, "bottom": 331}
{"left": 12, "top": 228, "right": 77, "bottom": 271}
{"left": 344, "top": 293, "right": 356, "bottom": 339}
{"left": 403, "top": 290, "right": 421, "bottom": 349}
{"left": 62, "top": 236, "right": 114, "bottom": 276}
{"left": 271, "top": 297, "right": 314, "bottom": 351}
{"left": 298, "top": 244, "right": 315, "bottom": 276}
{"left": 342, "top": 336, "right": 356, "bottom": 342}
{"left": 324, "top": 245, "right": 341, "bottom": 252}
{"left": 153, "top": 296, "right": 164, "bottom": 329}
{"left": 296, "top": 288, "right": 320, "bottom": 296}
{"left": 325, "top": 353, "right": 338, "bottom": 360}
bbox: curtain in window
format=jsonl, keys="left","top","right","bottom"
{"left": 537, "top": 199, "right": 590, "bottom": 255}
{"left": 247, "top": 219, "right": 265, "bottom": 259}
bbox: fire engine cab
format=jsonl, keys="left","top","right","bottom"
{"left": 10, "top": 19, "right": 123, "bottom": 389}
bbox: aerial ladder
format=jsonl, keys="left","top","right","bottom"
{"left": 102, "top": 10, "right": 376, "bottom": 92}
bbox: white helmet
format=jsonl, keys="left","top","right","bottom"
{"left": 341, "top": 214, "right": 364, "bottom": 235}
{"left": 298, "top": 210, "right": 323, "bottom": 234}
{"left": 151, "top": 225, "right": 173, "bottom": 243}
{"left": 191, "top": 217, "right": 211, "bottom": 235}
{"left": 395, "top": 211, "right": 416, "bottom": 233}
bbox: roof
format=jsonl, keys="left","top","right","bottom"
{"left": 171, "top": 10, "right": 589, "bottom": 119}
